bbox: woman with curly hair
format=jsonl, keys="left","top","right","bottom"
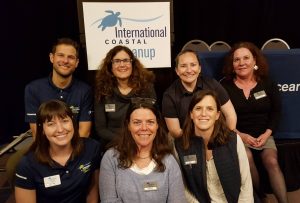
{"left": 221, "top": 41, "right": 287, "bottom": 203}
{"left": 94, "top": 45, "right": 156, "bottom": 146}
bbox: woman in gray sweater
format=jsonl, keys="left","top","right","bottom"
{"left": 99, "top": 101, "right": 186, "bottom": 203}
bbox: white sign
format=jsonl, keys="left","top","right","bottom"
{"left": 82, "top": 2, "right": 171, "bottom": 70}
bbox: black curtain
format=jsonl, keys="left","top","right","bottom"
{"left": 1, "top": 0, "right": 300, "bottom": 143}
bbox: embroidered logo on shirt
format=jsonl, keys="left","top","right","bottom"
{"left": 78, "top": 162, "right": 92, "bottom": 173}
{"left": 70, "top": 106, "right": 80, "bottom": 114}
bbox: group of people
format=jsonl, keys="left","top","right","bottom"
{"left": 11, "top": 37, "right": 288, "bottom": 203}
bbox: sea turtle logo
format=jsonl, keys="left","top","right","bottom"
{"left": 98, "top": 10, "right": 122, "bottom": 31}
{"left": 91, "top": 10, "right": 163, "bottom": 31}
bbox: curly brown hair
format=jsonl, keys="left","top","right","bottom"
{"left": 94, "top": 45, "right": 155, "bottom": 101}
{"left": 223, "top": 41, "right": 269, "bottom": 82}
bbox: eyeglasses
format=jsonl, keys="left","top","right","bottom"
{"left": 111, "top": 58, "right": 132, "bottom": 65}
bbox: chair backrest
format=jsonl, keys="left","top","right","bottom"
{"left": 261, "top": 38, "right": 290, "bottom": 50}
{"left": 181, "top": 39, "right": 210, "bottom": 52}
{"left": 0, "top": 130, "right": 32, "bottom": 156}
{"left": 209, "top": 41, "right": 231, "bottom": 51}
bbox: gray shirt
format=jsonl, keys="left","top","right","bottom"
{"left": 99, "top": 148, "right": 187, "bottom": 203}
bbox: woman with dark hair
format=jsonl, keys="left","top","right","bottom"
{"left": 175, "top": 90, "right": 253, "bottom": 203}
{"left": 14, "top": 100, "right": 101, "bottom": 203}
{"left": 94, "top": 45, "right": 156, "bottom": 146}
{"left": 221, "top": 41, "right": 287, "bottom": 203}
{"left": 99, "top": 101, "right": 186, "bottom": 203}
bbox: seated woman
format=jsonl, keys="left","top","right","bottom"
{"left": 162, "top": 49, "right": 236, "bottom": 138}
{"left": 94, "top": 45, "right": 156, "bottom": 146}
{"left": 14, "top": 100, "right": 101, "bottom": 203}
{"left": 221, "top": 41, "right": 288, "bottom": 203}
{"left": 99, "top": 100, "right": 187, "bottom": 203}
{"left": 175, "top": 90, "right": 253, "bottom": 203}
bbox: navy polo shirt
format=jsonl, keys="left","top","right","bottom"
{"left": 15, "top": 138, "right": 101, "bottom": 203}
{"left": 162, "top": 76, "right": 229, "bottom": 127}
{"left": 24, "top": 75, "right": 93, "bottom": 123}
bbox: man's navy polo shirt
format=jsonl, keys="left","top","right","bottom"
{"left": 162, "top": 76, "right": 229, "bottom": 126}
{"left": 25, "top": 75, "right": 93, "bottom": 123}
{"left": 15, "top": 138, "right": 101, "bottom": 203}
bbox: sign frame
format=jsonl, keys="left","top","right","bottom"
{"left": 77, "top": 0, "right": 174, "bottom": 70}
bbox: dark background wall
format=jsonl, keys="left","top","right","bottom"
{"left": 1, "top": 0, "right": 299, "bottom": 144}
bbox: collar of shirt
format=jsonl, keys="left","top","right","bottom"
{"left": 177, "top": 76, "right": 204, "bottom": 96}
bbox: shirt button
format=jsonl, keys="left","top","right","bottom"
{"left": 66, "top": 170, "right": 69, "bottom": 174}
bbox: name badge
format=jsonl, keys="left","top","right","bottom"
{"left": 143, "top": 182, "right": 158, "bottom": 191}
{"left": 184, "top": 155, "right": 197, "bottom": 165}
{"left": 105, "top": 104, "right": 116, "bottom": 112}
{"left": 253, "top": 90, "right": 267, "bottom": 100}
{"left": 44, "top": 174, "right": 61, "bottom": 188}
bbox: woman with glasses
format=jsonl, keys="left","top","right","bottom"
{"left": 99, "top": 101, "right": 187, "bottom": 203}
{"left": 94, "top": 45, "right": 156, "bottom": 148}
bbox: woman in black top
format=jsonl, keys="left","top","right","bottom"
{"left": 221, "top": 41, "right": 288, "bottom": 203}
{"left": 94, "top": 45, "right": 156, "bottom": 146}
